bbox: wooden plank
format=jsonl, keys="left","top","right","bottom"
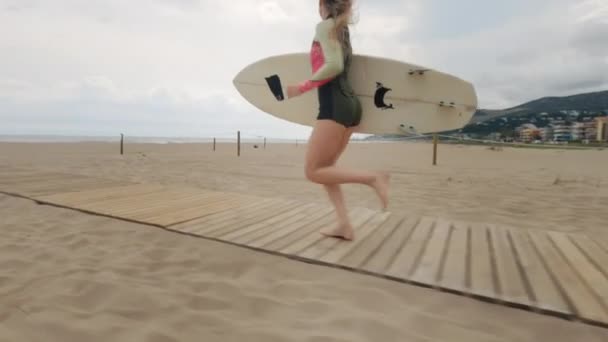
{"left": 262, "top": 212, "right": 336, "bottom": 252}
{"left": 439, "top": 221, "right": 469, "bottom": 293}
{"left": 279, "top": 208, "right": 374, "bottom": 256}
{"left": 55, "top": 185, "right": 170, "bottom": 206}
{"left": 548, "top": 232, "right": 608, "bottom": 318}
{"left": 529, "top": 231, "right": 608, "bottom": 323}
{"left": 596, "top": 237, "right": 608, "bottom": 253}
{"left": 173, "top": 199, "right": 278, "bottom": 232}
{"left": 28, "top": 183, "right": 129, "bottom": 197}
{"left": 292, "top": 209, "right": 376, "bottom": 259}
{"left": 171, "top": 198, "right": 282, "bottom": 232}
{"left": 246, "top": 206, "right": 335, "bottom": 248}
{"left": 37, "top": 184, "right": 165, "bottom": 206}
{"left": 4, "top": 174, "right": 112, "bottom": 188}
{"left": 468, "top": 224, "right": 496, "bottom": 299}
{"left": 148, "top": 195, "right": 252, "bottom": 227}
{"left": 361, "top": 216, "right": 419, "bottom": 275}
{"left": 490, "top": 225, "right": 532, "bottom": 306}
{"left": 234, "top": 204, "right": 329, "bottom": 246}
{"left": 30, "top": 178, "right": 131, "bottom": 195}
{"left": 338, "top": 213, "right": 406, "bottom": 269}
{"left": 320, "top": 211, "right": 392, "bottom": 265}
{"left": 148, "top": 194, "right": 256, "bottom": 226}
{"left": 147, "top": 193, "right": 243, "bottom": 222}
{"left": 110, "top": 188, "right": 210, "bottom": 211}
{"left": 385, "top": 216, "right": 435, "bottom": 280}
{"left": 130, "top": 192, "right": 239, "bottom": 221}
{"left": 570, "top": 234, "right": 608, "bottom": 281}
{"left": 508, "top": 229, "right": 570, "bottom": 315}
{"left": 187, "top": 199, "right": 298, "bottom": 236}
{"left": 203, "top": 200, "right": 303, "bottom": 238}
{"left": 221, "top": 203, "right": 319, "bottom": 243}
{"left": 88, "top": 192, "right": 201, "bottom": 217}
{"left": 77, "top": 189, "right": 184, "bottom": 212}
{"left": 409, "top": 218, "right": 451, "bottom": 286}
{"left": 93, "top": 190, "right": 208, "bottom": 215}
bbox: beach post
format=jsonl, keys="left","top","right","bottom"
{"left": 433, "top": 133, "right": 438, "bottom": 165}
{"left": 264, "top": 137, "right": 266, "bottom": 149}
{"left": 237, "top": 131, "right": 241, "bottom": 157}
{"left": 120, "top": 133, "right": 124, "bottom": 155}
{"left": 213, "top": 138, "right": 216, "bottom": 151}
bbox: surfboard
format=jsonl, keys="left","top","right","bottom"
{"left": 233, "top": 53, "right": 478, "bottom": 135}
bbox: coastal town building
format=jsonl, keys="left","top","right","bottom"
{"left": 598, "top": 117, "right": 608, "bottom": 142}
{"left": 517, "top": 124, "right": 539, "bottom": 142}
{"left": 550, "top": 121, "right": 571, "bottom": 142}
{"left": 572, "top": 121, "right": 597, "bottom": 141}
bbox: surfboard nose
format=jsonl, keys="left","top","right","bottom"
{"left": 232, "top": 69, "right": 243, "bottom": 88}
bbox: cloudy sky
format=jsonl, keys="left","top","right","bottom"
{"left": 1, "top": 0, "right": 607, "bottom": 139}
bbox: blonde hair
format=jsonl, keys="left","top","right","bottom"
{"left": 323, "top": 0, "right": 355, "bottom": 48}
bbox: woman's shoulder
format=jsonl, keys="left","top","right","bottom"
{"left": 315, "top": 17, "right": 336, "bottom": 32}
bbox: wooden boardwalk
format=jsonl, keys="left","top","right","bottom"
{"left": 2, "top": 167, "right": 608, "bottom": 328}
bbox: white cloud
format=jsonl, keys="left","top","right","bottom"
{"left": 410, "top": 1, "right": 608, "bottom": 108}
{"left": 575, "top": 0, "right": 608, "bottom": 23}
{"left": 0, "top": 0, "right": 606, "bottom": 138}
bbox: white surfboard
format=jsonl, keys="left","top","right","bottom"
{"left": 233, "top": 53, "right": 478, "bottom": 135}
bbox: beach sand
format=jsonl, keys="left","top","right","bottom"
{"left": 1, "top": 140, "right": 608, "bottom": 341}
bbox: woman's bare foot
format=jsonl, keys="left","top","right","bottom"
{"left": 371, "top": 172, "right": 390, "bottom": 210}
{"left": 320, "top": 223, "right": 355, "bottom": 241}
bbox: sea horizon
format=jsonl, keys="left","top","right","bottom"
{"left": 0, "top": 133, "right": 399, "bottom": 145}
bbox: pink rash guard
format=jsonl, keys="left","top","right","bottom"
{"left": 297, "top": 18, "right": 345, "bottom": 94}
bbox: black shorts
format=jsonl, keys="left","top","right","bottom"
{"left": 316, "top": 81, "right": 362, "bottom": 128}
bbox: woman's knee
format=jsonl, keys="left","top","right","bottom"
{"left": 304, "top": 119, "right": 345, "bottom": 183}
{"left": 305, "top": 162, "right": 320, "bottom": 183}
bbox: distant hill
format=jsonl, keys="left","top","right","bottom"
{"left": 363, "top": 90, "right": 608, "bottom": 141}
{"left": 469, "top": 90, "right": 608, "bottom": 124}
{"left": 460, "top": 90, "right": 608, "bottom": 138}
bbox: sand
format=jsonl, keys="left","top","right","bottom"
{"left": 1, "top": 140, "right": 608, "bottom": 341}
{"left": 1, "top": 141, "right": 607, "bottom": 234}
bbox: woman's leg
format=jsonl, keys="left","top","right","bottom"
{"left": 306, "top": 123, "right": 376, "bottom": 185}
{"left": 306, "top": 121, "right": 390, "bottom": 210}
{"left": 306, "top": 120, "right": 354, "bottom": 239}
{"left": 321, "top": 126, "right": 357, "bottom": 239}
{"left": 306, "top": 120, "right": 390, "bottom": 240}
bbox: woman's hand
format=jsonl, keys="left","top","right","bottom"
{"left": 287, "top": 85, "right": 303, "bottom": 99}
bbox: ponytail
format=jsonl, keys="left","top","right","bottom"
{"left": 326, "top": 0, "right": 354, "bottom": 48}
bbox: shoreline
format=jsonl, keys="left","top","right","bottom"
{"left": 1, "top": 135, "right": 605, "bottom": 151}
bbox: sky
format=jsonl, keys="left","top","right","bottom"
{"left": 1, "top": 0, "right": 607, "bottom": 139}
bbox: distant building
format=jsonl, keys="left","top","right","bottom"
{"left": 597, "top": 117, "right": 608, "bottom": 142}
{"left": 572, "top": 122, "right": 597, "bottom": 141}
{"left": 517, "top": 124, "right": 539, "bottom": 142}
{"left": 540, "top": 126, "right": 554, "bottom": 141}
{"left": 487, "top": 132, "right": 502, "bottom": 141}
{"left": 551, "top": 120, "right": 571, "bottom": 142}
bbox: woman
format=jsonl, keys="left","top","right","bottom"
{"left": 286, "top": 0, "right": 390, "bottom": 241}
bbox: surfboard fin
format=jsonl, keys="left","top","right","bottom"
{"left": 265, "top": 74, "right": 285, "bottom": 101}
{"left": 408, "top": 69, "right": 429, "bottom": 75}
{"left": 399, "top": 124, "right": 419, "bottom": 136}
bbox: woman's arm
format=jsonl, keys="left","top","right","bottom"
{"left": 289, "top": 19, "right": 344, "bottom": 97}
